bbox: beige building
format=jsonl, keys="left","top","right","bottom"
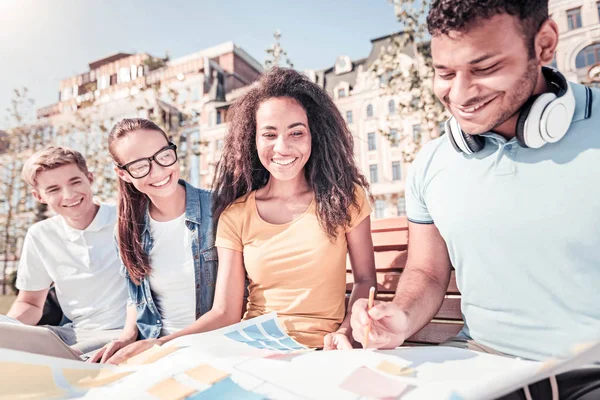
{"left": 550, "top": 0, "right": 600, "bottom": 85}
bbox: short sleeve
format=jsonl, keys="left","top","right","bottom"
{"left": 405, "top": 152, "right": 433, "bottom": 224}
{"left": 215, "top": 206, "right": 244, "bottom": 252}
{"left": 346, "top": 185, "right": 373, "bottom": 232}
{"left": 16, "top": 230, "right": 53, "bottom": 291}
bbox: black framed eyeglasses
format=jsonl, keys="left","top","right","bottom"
{"left": 117, "top": 143, "right": 178, "bottom": 179}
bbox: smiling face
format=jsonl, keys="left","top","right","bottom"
{"left": 432, "top": 14, "right": 541, "bottom": 135}
{"left": 255, "top": 97, "right": 312, "bottom": 183}
{"left": 32, "top": 163, "right": 95, "bottom": 220}
{"left": 113, "top": 128, "right": 180, "bottom": 200}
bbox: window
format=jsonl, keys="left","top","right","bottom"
{"left": 366, "top": 104, "right": 373, "bottom": 118}
{"left": 131, "top": 65, "right": 138, "bottom": 80}
{"left": 368, "top": 132, "right": 377, "bottom": 151}
{"left": 216, "top": 111, "right": 222, "bottom": 125}
{"left": 575, "top": 43, "right": 600, "bottom": 69}
{"left": 598, "top": 2, "right": 600, "bottom": 20}
{"left": 216, "top": 139, "right": 224, "bottom": 151}
{"left": 388, "top": 100, "right": 396, "bottom": 115}
{"left": 392, "top": 161, "right": 401, "bottom": 181}
{"left": 346, "top": 110, "right": 353, "bottom": 124}
{"left": 369, "top": 164, "right": 378, "bottom": 183}
{"left": 119, "top": 67, "right": 131, "bottom": 83}
{"left": 413, "top": 124, "right": 422, "bottom": 142}
{"left": 338, "top": 88, "right": 347, "bottom": 98}
{"left": 567, "top": 7, "right": 582, "bottom": 30}
{"left": 375, "top": 200, "right": 386, "bottom": 219}
{"left": 390, "top": 129, "right": 399, "bottom": 147}
{"left": 397, "top": 197, "right": 406, "bottom": 216}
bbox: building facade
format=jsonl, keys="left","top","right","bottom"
{"left": 550, "top": 0, "right": 600, "bottom": 85}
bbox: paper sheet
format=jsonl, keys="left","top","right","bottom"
{"left": 147, "top": 377, "right": 198, "bottom": 400}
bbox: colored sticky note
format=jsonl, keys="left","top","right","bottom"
{"left": 0, "top": 362, "right": 67, "bottom": 399}
{"left": 225, "top": 330, "right": 252, "bottom": 343}
{"left": 147, "top": 377, "right": 197, "bottom": 400}
{"left": 376, "top": 360, "right": 415, "bottom": 376}
{"left": 121, "top": 344, "right": 179, "bottom": 365}
{"left": 186, "top": 377, "right": 265, "bottom": 400}
{"left": 185, "top": 364, "right": 230, "bottom": 385}
{"left": 339, "top": 366, "right": 408, "bottom": 398}
{"left": 62, "top": 367, "right": 133, "bottom": 388}
{"left": 243, "top": 325, "right": 268, "bottom": 340}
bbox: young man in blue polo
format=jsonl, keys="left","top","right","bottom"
{"left": 351, "top": 1, "right": 600, "bottom": 398}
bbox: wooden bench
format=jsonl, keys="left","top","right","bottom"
{"left": 346, "top": 216, "right": 464, "bottom": 345}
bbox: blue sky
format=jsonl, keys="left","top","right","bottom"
{"left": 0, "top": 0, "right": 402, "bottom": 129}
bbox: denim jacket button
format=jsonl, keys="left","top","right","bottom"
{"left": 194, "top": 254, "right": 199, "bottom": 260}
{"left": 156, "top": 320, "right": 160, "bottom": 323}
{"left": 196, "top": 284, "right": 200, "bottom": 289}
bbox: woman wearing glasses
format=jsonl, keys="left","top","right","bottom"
{"left": 90, "top": 118, "right": 217, "bottom": 363}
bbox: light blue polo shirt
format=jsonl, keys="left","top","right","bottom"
{"left": 406, "top": 82, "right": 600, "bottom": 361}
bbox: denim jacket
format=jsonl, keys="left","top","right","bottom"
{"left": 122, "top": 180, "right": 217, "bottom": 339}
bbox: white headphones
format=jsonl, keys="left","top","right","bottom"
{"left": 447, "top": 67, "right": 576, "bottom": 154}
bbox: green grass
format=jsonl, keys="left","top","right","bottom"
{"left": 0, "top": 295, "right": 16, "bottom": 314}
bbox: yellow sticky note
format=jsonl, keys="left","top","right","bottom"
{"left": 147, "top": 377, "right": 197, "bottom": 400}
{"left": 62, "top": 368, "right": 133, "bottom": 388}
{"left": 121, "top": 344, "right": 179, "bottom": 365}
{"left": 185, "top": 364, "right": 230, "bottom": 384}
{"left": 376, "top": 360, "right": 415, "bottom": 376}
{"left": 0, "top": 362, "right": 67, "bottom": 400}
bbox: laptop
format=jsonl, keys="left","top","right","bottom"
{"left": 0, "top": 322, "right": 84, "bottom": 361}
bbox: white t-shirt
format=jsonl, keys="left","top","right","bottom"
{"left": 148, "top": 212, "right": 196, "bottom": 337}
{"left": 16, "top": 203, "right": 127, "bottom": 330}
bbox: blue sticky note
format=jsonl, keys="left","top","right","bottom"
{"left": 257, "top": 340, "right": 289, "bottom": 351}
{"left": 186, "top": 377, "right": 265, "bottom": 400}
{"left": 225, "top": 330, "right": 251, "bottom": 343}
{"left": 246, "top": 340, "right": 267, "bottom": 349}
{"left": 242, "top": 325, "right": 268, "bottom": 341}
{"left": 260, "top": 319, "right": 287, "bottom": 339}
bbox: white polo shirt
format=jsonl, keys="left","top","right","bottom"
{"left": 406, "top": 82, "right": 600, "bottom": 361}
{"left": 16, "top": 203, "right": 127, "bottom": 330}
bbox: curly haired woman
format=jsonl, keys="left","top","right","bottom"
{"left": 206, "top": 67, "right": 377, "bottom": 350}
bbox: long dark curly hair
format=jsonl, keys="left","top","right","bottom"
{"left": 212, "top": 67, "right": 369, "bottom": 240}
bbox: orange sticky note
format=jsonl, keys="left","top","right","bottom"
{"left": 62, "top": 368, "right": 133, "bottom": 388}
{"left": 121, "top": 344, "right": 179, "bottom": 365}
{"left": 147, "top": 377, "right": 197, "bottom": 400}
{"left": 0, "top": 362, "right": 67, "bottom": 399}
{"left": 375, "top": 360, "right": 415, "bottom": 376}
{"left": 185, "top": 364, "right": 230, "bottom": 384}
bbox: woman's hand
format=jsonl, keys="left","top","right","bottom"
{"left": 104, "top": 338, "right": 163, "bottom": 365}
{"left": 323, "top": 331, "right": 354, "bottom": 350}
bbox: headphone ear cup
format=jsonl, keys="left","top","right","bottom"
{"left": 516, "top": 95, "right": 539, "bottom": 148}
{"left": 446, "top": 117, "right": 485, "bottom": 154}
{"left": 462, "top": 133, "right": 485, "bottom": 153}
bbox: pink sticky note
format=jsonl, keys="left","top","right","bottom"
{"left": 339, "top": 366, "right": 409, "bottom": 399}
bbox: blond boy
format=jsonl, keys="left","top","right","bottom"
{"left": 6, "top": 146, "right": 128, "bottom": 354}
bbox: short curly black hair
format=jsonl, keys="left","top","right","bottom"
{"left": 427, "top": 0, "right": 549, "bottom": 57}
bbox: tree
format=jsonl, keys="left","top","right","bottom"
{"left": 265, "top": 30, "right": 294, "bottom": 69}
{"left": 371, "top": 0, "right": 449, "bottom": 162}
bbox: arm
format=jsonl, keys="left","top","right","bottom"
{"left": 105, "top": 247, "right": 246, "bottom": 364}
{"left": 7, "top": 288, "right": 49, "bottom": 325}
{"left": 351, "top": 221, "right": 451, "bottom": 348}
{"left": 89, "top": 305, "right": 138, "bottom": 363}
{"left": 327, "top": 216, "right": 376, "bottom": 349}
{"left": 392, "top": 221, "right": 451, "bottom": 338}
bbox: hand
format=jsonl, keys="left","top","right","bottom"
{"left": 105, "top": 338, "right": 162, "bottom": 365}
{"left": 350, "top": 299, "right": 409, "bottom": 349}
{"left": 87, "top": 339, "right": 132, "bottom": 363}
{"left": 323, "top": 331, "right": 354, "bottom": 350}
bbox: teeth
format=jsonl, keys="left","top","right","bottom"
{"left": 150, "top": 175, "right": 170, "bottom": 187}
{"left": 64, "top": 199, "right": 83, "bottom": 207}
{"left": 272, "top": 158, "right": 297, "bottom": 166}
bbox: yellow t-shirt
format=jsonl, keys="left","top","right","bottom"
{"left": 215, "top": 186, "right": 371, "bottom": 348}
